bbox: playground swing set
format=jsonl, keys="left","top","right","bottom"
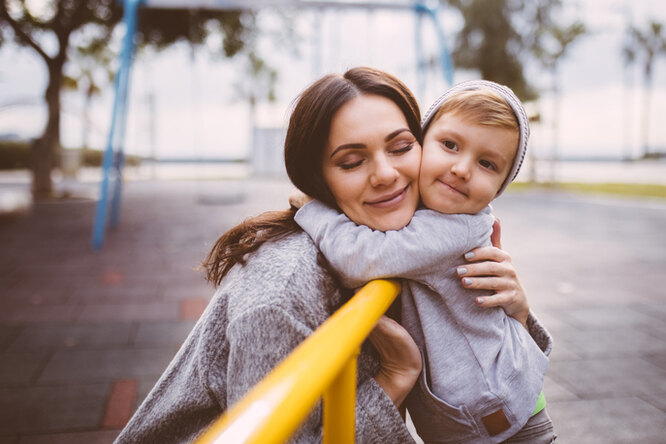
{"left": 91, "top": 0, "right": 453, "bottom": 250}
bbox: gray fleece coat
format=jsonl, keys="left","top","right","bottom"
{"left": 114, "top": 231, "right": 415, "bottom": 444}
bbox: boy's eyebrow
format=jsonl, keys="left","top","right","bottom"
{"left": 329, "top": 128, "right": 412, "bottom": 159}
{"left": 436, "top": 126, "right": 465, "bottom": 141}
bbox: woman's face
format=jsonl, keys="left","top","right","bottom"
{"left": 322, "top": 94, "right": 422, "bottom": 231}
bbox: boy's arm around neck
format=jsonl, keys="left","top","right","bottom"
{"left": 294, "top": 200, "right": 494, "bottom": 288}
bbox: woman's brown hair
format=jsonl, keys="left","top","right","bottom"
{"left": 203, "top": 67, "right": 422, "bottom": 286}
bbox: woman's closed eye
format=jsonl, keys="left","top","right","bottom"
{"left": 339, "top": 157, "right": 364, "bottom": 170}
{"left": 391, "top": 141, "right": 416, "bottom": 155}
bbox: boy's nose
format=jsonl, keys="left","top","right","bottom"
{"left": 451, "top": 158, "right": 471, "bottom": 181}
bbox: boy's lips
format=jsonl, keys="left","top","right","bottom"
{"left": 365, "top": 185, "right": 410, "bottom": 208}
{"left": 437, "top": 179, "right": 467, "bottom": 197}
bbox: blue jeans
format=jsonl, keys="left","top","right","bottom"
{"left": 501, "top": 408, "right": 557, "bottom": 443}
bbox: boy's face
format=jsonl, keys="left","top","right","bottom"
{"left": 419, "top": 112, "right": 518, "bottom": 214}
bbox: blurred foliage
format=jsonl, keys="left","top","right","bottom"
{"left": 624, "top": 21, "right": 666, "bottom": 79}
{"left": 78, "top": 147, "right": 141, "bottom": 167}
{"left": 447, "top": 0, "right": 586, "bottom": 102}
{"left": 64, "top": 37, "right": 117, "bottom": 155}
{"left": 623, "top": 20, "right": 666, "bottom": 157}
{"left": 136, "top": 8, "right": 253, "bottom": 57}
{"left": 0, "top": 0, "right": 260, "bottom": 197}
{"left": 233, "top": 50, "right": 278, "bottom": 105}
{"left": 0, "top": 140, "right": 31, "bottom": 169}
{"left": 0, "top": 140, "right": 140, "bottom": 170}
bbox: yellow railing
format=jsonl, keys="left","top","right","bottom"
{"left": 194, "top": 279, "right": 401, "bottom": 444}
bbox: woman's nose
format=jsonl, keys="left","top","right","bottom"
{"left": 370, "top": 157, "right": 400, "bottom": 187}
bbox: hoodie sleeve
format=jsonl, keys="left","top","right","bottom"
{"left": 295, "top": 200, "right": 494, "bottom": 288}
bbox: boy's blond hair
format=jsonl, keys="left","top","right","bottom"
{"left": 429, "top": 89, "right": 519, "bottom": 132}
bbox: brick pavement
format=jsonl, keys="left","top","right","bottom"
{"left": 1, "top": 177, "right": 665, "bottom": 443}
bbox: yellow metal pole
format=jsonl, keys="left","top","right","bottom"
{"left": 323, "top": 353, "right": 358, "bottom": 444}
{"left": 195, "top": 279, "right": 400, "bottom": 444}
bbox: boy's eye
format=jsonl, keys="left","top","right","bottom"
{"left": 443, "top": 140, "right": 458, "bottom": 151}
{"left": 479, "top": 159, "right": 496, "bottom": 171}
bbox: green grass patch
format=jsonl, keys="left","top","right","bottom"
{"left": 507, "top": 181, "right": 666, "bottom": 199}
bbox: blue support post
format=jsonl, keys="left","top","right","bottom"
{"left": 414, "top": 1, "right": 454, "bottom": 88}
{"left": 92, "top": 0, "right": 142, "bottom": 250}
{"left": 427, "top": 4, "right": 454, "bottom": 86}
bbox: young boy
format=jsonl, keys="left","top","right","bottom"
{"left": 294, "top": 80, "right": 553, "bottom": 443}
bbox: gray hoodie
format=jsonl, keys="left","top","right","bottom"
{"left": 296, "top": 201, "right": 552, "bottom": 443}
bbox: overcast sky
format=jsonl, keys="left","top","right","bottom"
{"left": 1, "top": 0, "right": 665, "bottom": 160}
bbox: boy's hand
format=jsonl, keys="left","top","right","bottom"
{"left": 289, "top": 188, "right": 313, "bottom": 209}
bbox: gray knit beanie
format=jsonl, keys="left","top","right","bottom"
{"left": 421, "top": 80, "right": 529, "bottom": 196}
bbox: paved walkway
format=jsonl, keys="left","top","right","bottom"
{"left": 0, "top": 177, "right": 665, "bottom": 443}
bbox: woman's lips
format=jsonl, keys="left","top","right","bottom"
{"left": 365, "top": 185, "right": 409, "bottom": 208}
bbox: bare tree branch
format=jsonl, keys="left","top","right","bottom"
{"left": 0, "top": 5, "right": 52, "bottom": 62}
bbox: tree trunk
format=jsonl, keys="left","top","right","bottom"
{"left": 31, "top": 58, "right": 64, "bottom": 199}
{"left": 549, "top": 66, "right": 560, "bottom": 185}
{"left": 83, "top": 85, "right": 93, "bottom": 150}
{"left": 641, "top": 67, "right": 653, "bottom": 158}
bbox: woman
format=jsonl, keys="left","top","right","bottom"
{"left": 115, "top": 67, "right": 547, "bottom": 444}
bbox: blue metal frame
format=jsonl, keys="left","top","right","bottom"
{"left": 92, "top": 0, "right": 143, "bottom": 250}
{"left": 415, "top": 1, "right": 454, "bottom": 90}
